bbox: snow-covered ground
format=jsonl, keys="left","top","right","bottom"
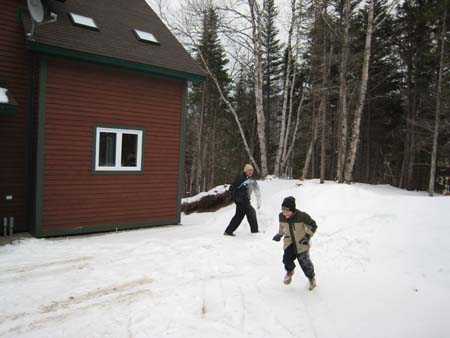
{"left": 1, "top": 178, "right": 449, "bottom": 338}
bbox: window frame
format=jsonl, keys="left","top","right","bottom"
{"left": 133, "top": 29, "right": 160, "bottom": 45}
{"left": 68, "top": 12, "right": 99, "bottom": 31}
{"left": 94, "top": 126, "right": 144, "bottom": 173}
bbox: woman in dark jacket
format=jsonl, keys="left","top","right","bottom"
{"left": 224, "top": 164, "right": 261, "bottom": 236}
{"left": 273, "top": 196, "right": 318, "bottom": 290}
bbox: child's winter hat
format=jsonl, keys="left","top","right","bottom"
{"left": 282, "top": 196, "right": 296, "bottom": 212}
{"left": 243, "top": 164, "right": 254, "bottom": 172}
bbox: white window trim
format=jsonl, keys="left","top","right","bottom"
{"left": 95, "top": 127, "right": 143, "bottom": 172}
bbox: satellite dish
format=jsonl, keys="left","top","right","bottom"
{"left": 27, "top": 0, "right": 45, "bottom": 23}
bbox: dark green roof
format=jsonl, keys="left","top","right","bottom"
{"left": 22, "top": 0, "right": 205, "bottom": 81}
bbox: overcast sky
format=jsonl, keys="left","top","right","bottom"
{"left": 145, "top": 0, "right": 292, "bottom": 44}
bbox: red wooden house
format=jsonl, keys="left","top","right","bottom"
{"left": 0, "top": 0, "right": 205, "bottom": 237}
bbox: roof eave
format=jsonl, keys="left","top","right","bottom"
{"left": 26, "top": 40, "right": 206, "bottom": 83}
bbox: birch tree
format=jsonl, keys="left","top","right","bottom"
{"left": 154, "top": 0, "right": 265, "bottom": 175}
{"left": 343, "top": 0, "right": 375, "bottom": 182}
{"left": 273, "top": 0, "right": 297, "bottom": 176}
{"left": 344, "top": 0, "right": 399, "bottom": 182}
{"left": 336, "top": 0, "right": 351, "bottom": 183}
{"left": 248, "top": 0, "right": 269, "bottom": 176}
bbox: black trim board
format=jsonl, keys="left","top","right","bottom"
{"left": 33, "top": 57, "right": 47, "bottom": 236}
{"left": 176, "top": 83, "right": 188, "bottom": 223}
{"left": 34, "top": 219, "right": 180, "bottom": 238}
{"left": 25, "top": 52, "right": 36, "bottom": 232}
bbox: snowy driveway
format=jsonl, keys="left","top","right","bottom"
{"left": 1, "top": 179, "right": 450, "bottom": 338}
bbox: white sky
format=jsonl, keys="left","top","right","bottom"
{"left": 145, "top": 0, "right": 292, "bottom": 36}
{"left": 1, "top": 178, "right": 450, "bottom": 337}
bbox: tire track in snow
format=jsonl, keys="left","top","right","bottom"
{"left": 0, "top": 256, "right": 92, "bottom": 283}
{"left": 0, "top": 277, "right": 153, "bottom": 337}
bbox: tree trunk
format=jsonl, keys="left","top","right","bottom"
{"left": 320, "top": 4, "right": 333, "bottom": 184}
{"left": 193, "top": 83, "right": 206, "bottom": 195}
{"left": 407, "top": 101, "right": 418, "bottom": 188}
{"left": 273, "top": 0, "right": 296, "bottom": 176}
{"left": 280, "top": 79, "right": 307, "bottom": 173}
{"left": 428, "top": 2, "right": 447, "bottom": 196}
{"left": 209, "top": 107, "right": 217, "bottom": 187}
{"left": 249, "top": 0, "right": 269, "bottom": 177}
{"left": 344, "top": 0, "right": 375, "bottom": 182}
{"left": 364, "top": 101, "right": 371, "bottom": 182}
{"left": 302, "top": 113, "right": 320, "bottom": 180}
{"left": 279, "top": 1, "right": 310, "bottom": 176}
{"left": 336, "top": 0, "right": 351, "bottom": 183}
{"left": 399, "top": 60, "right": 413, "bottom": 189}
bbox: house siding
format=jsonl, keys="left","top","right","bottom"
{"left": 39, "top": 58, "right": 183, "bottom": 232}
{"left": 0, "top": 0, "right": 29, "bottom": 232}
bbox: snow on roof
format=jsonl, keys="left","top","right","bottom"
{"left": 0, "top": 87, "right": 8, "bottom": 104}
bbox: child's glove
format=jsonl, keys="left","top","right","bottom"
{"left": 299, "top": 234, "right": 311, "bottom": 245}
{"left": 272, "top": 233, "right": 282, "bottom": 242}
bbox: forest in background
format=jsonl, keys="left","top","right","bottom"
{"left": 151, "top": 0, "right": 450, "bottom": 196}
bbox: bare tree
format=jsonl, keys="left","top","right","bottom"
{"left": 152, "top": 0, "right": 263, "bottom": 174}
{"left": 336, "top": 0, "right": 351, "bottom": 183}
{"left": 198, "top": 50, "right": 262, "bottom": 172}
{"left": 273, "top": 0, "right": 297, "bottom": 176}
{"left": 248, "top": 0, "right": 269, "bottom": 177}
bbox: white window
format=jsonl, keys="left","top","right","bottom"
{"left": 95, "top": 127, "right": 143, "bottom": 172}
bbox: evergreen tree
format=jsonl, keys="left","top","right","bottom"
{"left": 185, "top": 5, "right": 231, "bottom": 194}
{"left": 395, "top": 0, "right": 441, "bottom": 190}
{"left": 233, "top": 69, "right": 257, "bottom": 168}
{"left": 351, "top": 0, "right": 403, "bottom": 184}
{"left": 262, "top": 0, "right": 283, "bottom": 158}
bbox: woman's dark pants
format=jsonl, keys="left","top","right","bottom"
{"left": 225, "top": 202, "right": 259, "bottom": 234}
